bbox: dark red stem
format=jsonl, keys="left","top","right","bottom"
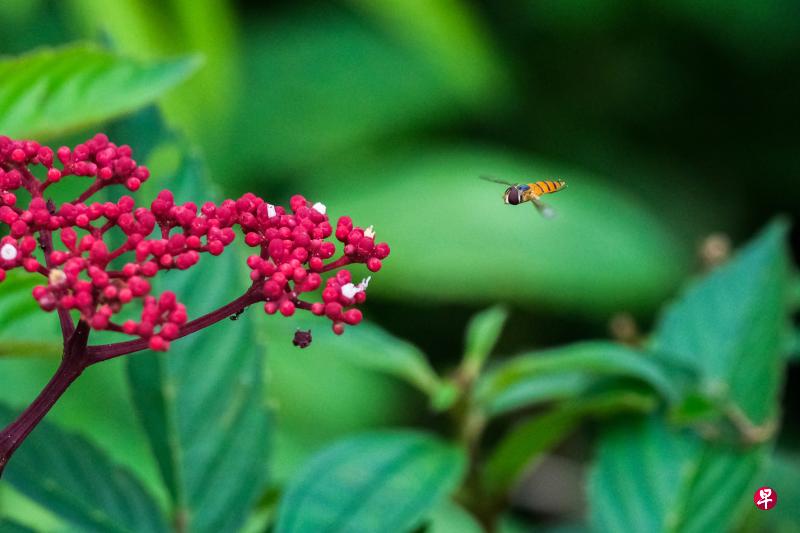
{"left": 87, "top": 284, "right": 263, "bottom": 363}
{"left": 0, "top": 321, "right": 90, "bottom": 478}
{"left": 0, "top": 284, "right": 264, "bottom": 478}
{"left": 39, "top": 201, "right": 75, "bottom": 341}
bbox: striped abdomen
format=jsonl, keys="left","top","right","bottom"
{"left": 529, "top": 179, "right": 566, "bottom": 196}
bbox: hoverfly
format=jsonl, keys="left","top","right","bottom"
{"left": 480, "top": 176, "right": 567, "bottom": 218}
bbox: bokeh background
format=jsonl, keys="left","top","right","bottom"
{"left": 1, "top": 0, "right": 799, "bottom": 531}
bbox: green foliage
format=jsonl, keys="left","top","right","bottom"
{"left": 482, "top": 389, "right": 656, "bottom": 500}
{"left": 275, "top": 431, "right": 465, "bottom": 533}
{"left": 0, "top": 518, "right": 37, "bottom": 533}
{"left": 589, "top": 220, "right": 792, "bottom": 533}
{"left": 476, "top": 342, "right": 680, "bottom": 416}
{"left": 651, "top": 220, "right": 790, "bottom": 424}
{"left": 65, "top": 0, "right": 239, "bottom": 152}
{"left": 0, "top": 404, "right": 168, "bottom": 533}
{"left": 0, "top": 44, "right": 200, "bottom": 139}
{"left": 1, "top": 3, "right": 798, "bottom": 532}
{"left": 463, "top": 306, "right": 509, "bottom": 378}
{"left": 127, "top": 150, "right": 271, "bottom": 533}
{"left": 425, "top": 500, "right": 484, "bottom": 533}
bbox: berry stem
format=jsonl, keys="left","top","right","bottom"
{"left": 321, "top": 256, "right": 351, "bottom": 272}
{"left": 0, "top": 321, "right": 90, "bottom": 479}
{"left": 87, "top": 283, "right": 264, "bottom": 362}
{"left": 38, "top": 210, "right": 75, "bottom": 341}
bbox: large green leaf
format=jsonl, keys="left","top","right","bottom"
{"left": 651, "top": 219, "right": 790, "bottom": 425}
{"left": 589, "top": 415, "right": 763, "bottom": 533}
{"left": 0, "top": 44, "right": 199, "bottom": 139}
{"left": 275, "top": 431, "right": 466, "bottom": 533}
{"left": 310, "top": 146, "right": 692, "bottom": 314}
{"left": 476, "top": 342, "right": 680, "bottom": 416}
{"left": 0, "top": 403, "right": 168, "bottom": 533}
{"left": 66, "top": 0, "right": 239, "bottom": 157}
{"left": 126, "top": 150, "right": 270, "bottom": 532}
{"left": 589, "top": 220, "right": 792, "bottom": 533}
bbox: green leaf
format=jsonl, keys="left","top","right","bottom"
{"left": 0, "top": 403, "right": 168, "bottom": 533}
{"left": 589, "top": 415, "right": 763, "bottom": 533}
{"left": 462, "top": 306, "right": 508, "bottom": 378}
{"left": 0, "top": 44, "right": 200, "bottom": 139}
{"left": 590, "top": 220, "right": 792, "bottom": 533}
{"left": 310, "top": 146, "right": 693, "bottom": 314}
{"left": 66, "top": 0, "right": 239, "bottom": 156}
{"left": 481, "top": 389, "right": 656, "bottom": 499}
{"left": 425, "top": 499, "right": 484, "bottom": 533}
{"left": 126, "top": 149, "right": 270, "bottom": 533}
{"left": 651, "top": 219, "right": 791, "bottom": 425}
{"left": 276, "top": 431, "right": 466, "bottom": 533}
{"left": 476, "top": 342, "right": 680, "bottom": 416}
{"left": 309, "top": 320, "right": 441, "bottom": 396}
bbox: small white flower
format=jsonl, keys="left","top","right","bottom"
{"left": 364, "top": 225, "right": 375, "bottom": 239}
{"left": 49, "top": 269, "right": 67, "bottom": 286}
{"left": 312, "top": 202, "right": 327, "bottom": 215}
{"left": 341, "top": 283, "right": 359, "bottom": 299}
{"left": 0, "top": 243, "right": 18, "bottom": 261}
{"left": 266, "top": 203, "right": 277, "bottom": 218}
{"left": 341, "top": 276, "right": 372, "bottom": 299}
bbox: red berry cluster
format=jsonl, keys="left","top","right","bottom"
{"left": 0, "top": 134, "right": 389, "bottom": 351}
{"left": 238, "top": 194, "right": 390, "bottom": 333}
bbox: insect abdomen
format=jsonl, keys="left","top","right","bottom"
{"left": 530, "top": 180, "right": 566, "bottom": 196}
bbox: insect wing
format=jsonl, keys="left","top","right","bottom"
{"left": 480, "top": 175, "right": 515, "bottom": 186}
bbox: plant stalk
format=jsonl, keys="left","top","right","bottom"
{"left": 0, "top": 321, "right": 90, "bottom": 478}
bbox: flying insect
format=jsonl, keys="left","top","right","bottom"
{"left": 480, "top": 176, "right": 567, "bottom": 218}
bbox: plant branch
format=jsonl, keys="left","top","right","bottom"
{"left": 0, "top": 321, "right": 90, "bottom": 478}
{"left": 39, "top": 200, "right": 75, "bottom": 341}
{"left": 86, "top": 284, "right": 264, "bottom": 362}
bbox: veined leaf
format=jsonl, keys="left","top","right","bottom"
{"left": 476, "top": 341, "right": 680, "bottom": 416}
{"left": 589, "top": 415, "right": 763, "bottom": 533}
{"left": 651, "top": 219, "right": 790, "bottom": 425}
{"left": 590, "top": 220, "right": 792, "bottom": 533}
{"left": 0, "top": 403, "right": 168, "bottom": 533}
{"left": 275, "top": 431, "right": 465, "bottom": 533}
{"left": 126, "top": 149, "right": 270, "bottom": 533}
{"left": 0, "top": 44, "right": 200, "bottom": 139}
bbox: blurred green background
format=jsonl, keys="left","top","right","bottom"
{"left": 1, "top": 0, "right": 799, "bottom": 531}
